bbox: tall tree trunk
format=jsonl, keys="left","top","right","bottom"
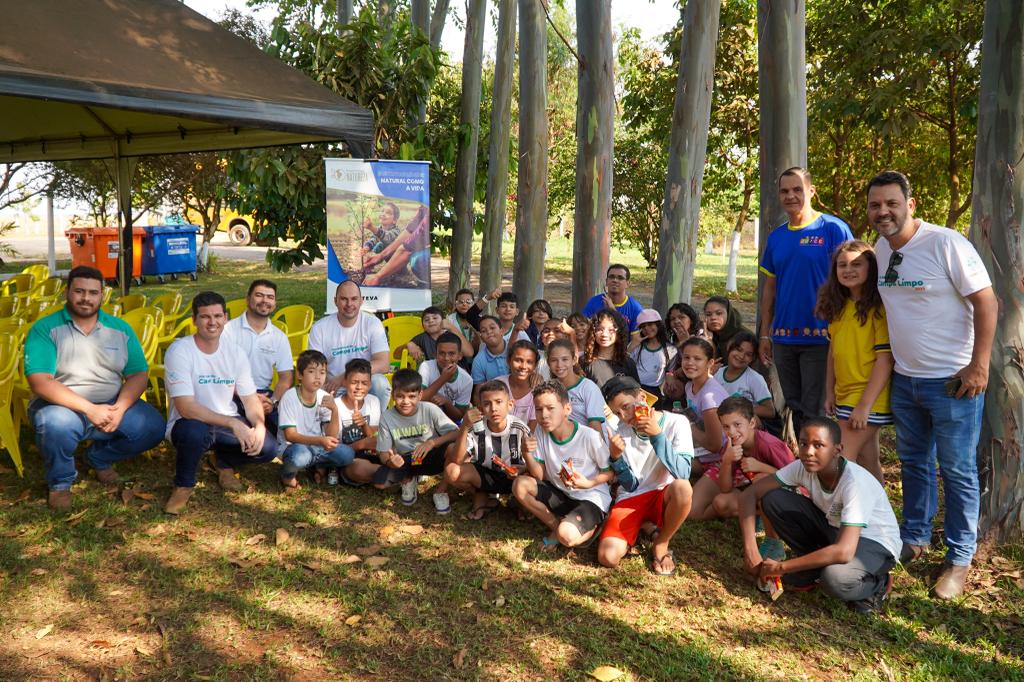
{"left": 480, "top": 0, "right": 517, "bottom": 296}
{"left": 447, "top": 0, "right": 488, "bottom": 303}
{"left": 756, "top": 0, "right": 807, "bottom": 325}
{"left": 429, "top": 0, "right": 452, "bottom": 52}
{"left": 411, "top": 0, "right": 431, "bottom": 127}
{"left": 512, "top": 0, "right": 548, "bottom": 304}
{"left": 726, "top": 178, "right": 753, "bottom": 293}
{"left": 337, "top": 0, "right": 353, "bottom": 27}
{"left": 969, "top": 0, "right": 1024, "bottom": 543}
{"left": 572, "top": 0, "right": 614, "bottom": 313}
{"left": 651, "top": 0, "right": 721, "bottom": 311}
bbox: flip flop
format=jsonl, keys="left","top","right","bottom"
{"left": 651, "top": 550, "right": 676, "bottom": 577}
{"left": 539, "top": 535, "right": 562, "bottom": 552}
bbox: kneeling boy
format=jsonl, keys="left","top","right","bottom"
{"left": 278, "top": 350, "right": 353, "bottom": 491}
{"left": 599, "top": 376, "right": 694, "bottom": 575}
{"left": 738, "top": 417, "right": 900, "bottom": 614}
{"left": 513, "top": 381, "right": 612, "bottom": 549}
{"left": 372, "top": 369, "right": 460, "bottom": 513}
{"left": 446, "top": 380, "right": 531, "bottom": 519}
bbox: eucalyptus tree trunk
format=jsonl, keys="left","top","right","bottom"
{"left": 756, "top": 0, "right": 807, "bottom": 321}
{"left": 512, "top": 0, "right": 548, "bottom": 303}
{"left": 969, "top": 0, "right": 1024, "bottom": 543}
{"left": 337, "top": 0, "right": 353, "bottom": 27}
{"left": 411, "top": 0, "right": 431, "bottom": 127}
{"left": 446, "top": 0, "right": 488, "bottom": 303}
{"left": 651, "top": 0, "right": 721, "bottom": 311}
{"left": 572, "top": 0, "right": 614, "bottom": 313}
{"left": 479, "top": 0, "right": 517, "bottom": 296}
{"left": 429, "top": 0, "right": 451, "bottom": 51}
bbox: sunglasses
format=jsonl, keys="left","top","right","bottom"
{"left": 884, "top": 251, "right": 903, "bottom": 285}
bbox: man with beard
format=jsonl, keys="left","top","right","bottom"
{"left": 308, "top": 280, "right": 392, "bottom": 406}
{"left": 25, "top": 266, "right": 165, "bottom": 510}
{"left": 163, "top": 291, "right": 277, "bottom": 514}
{"left": 582, "top": 264, "right": 644, "bottom": 335}
{"left": 221, "top": 279, "right": 293, "bottom": 435}
{"left": 868, "top": 170, "right": 996, "bottom": 600}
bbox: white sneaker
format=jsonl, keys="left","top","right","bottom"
{"left": 400, "top": 477, "right": 419, "bottom": 505}
{"left": 432, "top": 492, "right": 451, "bottom": 515}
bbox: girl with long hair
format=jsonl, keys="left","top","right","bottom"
{"left": 627, "top": 309, "right": 677, "bottom": 399}
{"left": 815, "top": 240, "right": 892, "bottom": 483}
{"left": 582, "top": 309, "right": 639, "bottom": 388}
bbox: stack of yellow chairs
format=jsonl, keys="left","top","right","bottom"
{"left": 272, "top": 304, "right": 314, "bottom": 362}
{"left": 382, "top": 315, "right": 423, "bottom": 372}
{"left": 0, "top": 332, "right": 23, "bottom": 476}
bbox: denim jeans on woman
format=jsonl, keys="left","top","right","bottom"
{"left": 890, "top": 373, "right": 983, "bottom": 567}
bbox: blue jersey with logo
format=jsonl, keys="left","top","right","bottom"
{"left": 759, "top": 213, "right": 852, "bottom": 345}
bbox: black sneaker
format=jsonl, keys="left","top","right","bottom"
{"left": 848, "top": 573, "right": 893, "bottom": 615}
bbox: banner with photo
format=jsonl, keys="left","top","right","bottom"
{"left": 325, "top": 158, "right": 431, "bottom": 313}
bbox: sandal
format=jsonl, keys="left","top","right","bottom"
{"left": 539, "top": 535, "right": 562, "bottom": 552}
{"left": 651, "top": 550, "right": 676, "bottom": 577}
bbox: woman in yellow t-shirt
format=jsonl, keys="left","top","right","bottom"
{"left": 815, "top": 240, "right": 893, "bottom": 484}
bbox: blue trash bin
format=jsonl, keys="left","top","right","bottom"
{"left": 141, "top": 224, "right": 200, "bottom": 283}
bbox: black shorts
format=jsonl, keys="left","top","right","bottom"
{"left": 472, "top": 463, "right": 514, "bottom": 494}
{"left": 372, "top": 445, "right": 448, "bottom": 486}
{"left": 534, "top": 481, "right": 606, "bottom": 535}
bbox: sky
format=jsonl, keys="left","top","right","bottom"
{"left": 183, "top": 0, "right": 682, "bottom": 56}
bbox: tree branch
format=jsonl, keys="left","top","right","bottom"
{"left": 540, "top": 0, "right": 580, "bottom": 66}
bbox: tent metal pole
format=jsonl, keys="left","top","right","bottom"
{"left": 46, "top": 191, "right": 56, "bottom": 273}
{"left": 114, "top": 144, "right": 135, "bottom": 295}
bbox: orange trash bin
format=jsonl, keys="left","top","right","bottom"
{"left": 66, "top": 227, "right": 145, "bottom": 282}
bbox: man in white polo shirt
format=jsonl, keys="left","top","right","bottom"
{"left": 163, "top": 291, "right": 278, "bottom": 514}
{"left": 221, "top": 279, "right": 294, "bottom": 434}
{"left": 308, "top": 280, "right": 392, "bottom": 406}
{"left": 868, "top": 170, "right": 996, "bottom": 600}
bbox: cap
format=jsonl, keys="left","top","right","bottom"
{"left": 602, "top": 375, "right": 642, "bottom": 403}
{"left": 636, "top": 308, "right": 662, "bottom": 326}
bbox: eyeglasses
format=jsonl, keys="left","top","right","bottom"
{"left": 607, "top": 274, "right": 628, "bottom": 281}
{"left": 884, "top": 251, "right": 903, "bottom": 285}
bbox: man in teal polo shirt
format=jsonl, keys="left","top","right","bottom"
{"left": 25, "top": 266, "right": 165, "bottom": 510}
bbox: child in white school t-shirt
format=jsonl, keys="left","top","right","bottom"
{"left": 512, "top": 381, "right": 613, "bottom": 550}
{"left": 277, "top": 350, "right": 354, "bottom": 492}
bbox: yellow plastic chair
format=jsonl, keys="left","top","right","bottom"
{"left": 382, "top": 315, "right": 424, "bottom": 365}
{"left": 0, "top": 333, "right": 24, "bottom": 476}
{"left": 17, "top": 298, "right": 55, "bottom": 324}
{"left": 225, "top": 298, "right": 248, "bottom": 319}
{"left": 21, "top": 264, "right": 49, "bottom": 283}
{"left": 0, "top": 295, "right": 19, "bottom": 318}
{"left": 150, "top": 292, "right": 184, "bottom": 331}
{"left": 117, "top": 293, "right": 147, "bottom": 313}
{"left": 272, "top": 304, "right": 314, "bottom": 360}
{"left": 33, "top": 277, "right": 65, "bottom": 302}
{"left": 101, "top": 288, "right": 114, "bottom": 305}
{"left": 122, "top": 306, "right": 165, "bottom": 335}
{"left": 150, "top": 317, "right": 196, "bottom": 407}
{"left": 1, "top": 273, "right": 36, "bottom": 297}
{"left": 0, "top": 318, "right": 27, "bottom": 343}
{"left": 101, "top": 303, "right": 122, "bottom": 317}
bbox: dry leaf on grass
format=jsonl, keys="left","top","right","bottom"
{"left": 494, "top": 596, "right": 505, "bottom": 607}
{"left": 365, "top": 556, "right": 390, "bottom": 569}
{"left": 90, "top": 639, "right": 113, "bottom": 649}
{"left": 35, "top": 624, "right": 54, "bottom": 639}
{"left": 146, "top": 524, "right": 168, "bottom": 537}
{"left": 0, "top": 464, "right": 15, "bottom": 474}
{"left": 340, "top": 555, "right": 362, "bottom": 564}
{"left": 378, "top": 525, "right": 396, "bottom": 539}
{"left": 139, "top": 504, "right": 151, "bottom": 511}
{"left": 300, "top": 561, "right": 321, "bottom": 572}
{"left": 133, "top": 490, "right": 156, "bottom": 501}
{"left": 135, "top": 645, "right": 153, "bottom": 657}
{"left": 589, "top": 665, "right": 625, "bottom": 681}
{"left": 30, "top": 568, "right": 48, "bottom": 576}
{"left": 345, "top": 615, "right": 362, "bottom": 626}
{"left": 245, "top": 534, "right": 267, "bottom": 546}
{"left": 355, "top": 544, "right": 381, "bottom": 556}
{"left": 275, "top": 528, "right": 290, "bottom": 546}
{"left": 229, "top": 556, "right": 261, "bottom": 570}
{"left": 120, "top": 489, "right": 135, "bottom": 504}
{"left": 397, "top": 524, "right": 424, "bottom": 535}
{"left": 66, "top": 510, "right": 88, "bottom": 524}
{"left": 294, "top": 522, "right": 311, "bottom": 529}
{"left": 453, "top": 648, "right": 467, "bottom": 668}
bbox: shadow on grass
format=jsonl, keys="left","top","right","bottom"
{"left": 0, "top": 442, "right": 1021, "bottom": 680}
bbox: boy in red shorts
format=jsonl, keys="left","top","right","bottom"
{"left": 598, "top": 376, "right": 694, "bottom": 576}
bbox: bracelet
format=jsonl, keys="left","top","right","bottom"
{"left": 760, "top": 335, "right": 771, "bottom": 341}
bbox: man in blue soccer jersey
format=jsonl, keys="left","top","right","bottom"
{"left": 757, "top": 167, "right": 853, "bottom": 431}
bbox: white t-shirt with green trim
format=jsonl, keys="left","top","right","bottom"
{"left": 613, "top": 412, "right": 693, "bottom": 502}
{"left": 533, "top": 420, "right": 611, "bottom": 511}
{"left": 418, "top": 360, "right": 472, "bottom": 407}
{"left": 276, "top": 387, "right": 332, "bottom": 453}
{"left": 774, "top": 458, "right": 901, "bottom": 559}
{"left": 714, "top": 366, "right": 773, "bottom": 405}
{"left": 566, "top": 376, "right": 607, "bottom": 426}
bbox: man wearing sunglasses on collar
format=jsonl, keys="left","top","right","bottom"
{"left": 868, "top": 170, "right": 996, "bottom": 601}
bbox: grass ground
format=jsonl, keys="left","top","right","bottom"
{"left": 0, "top": 246, "right": 1022, "bottom": 680}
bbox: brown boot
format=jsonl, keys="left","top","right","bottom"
{"left": 218, "top": 467, "right": 244, "bottom": 492}
{"left": 899, "top": 542, "right": 926, "bottom": 564}
{"left": 932, "top": 564, "right": 970, "bottom": 600}
{"left": 95, "top": 467, "right": 121, "bottom": 486}
{"left": 164, "top": 487, "right": 194, "bottom": 515}
{"left": 48, "top": 489, "right": 72, "bottom": 511}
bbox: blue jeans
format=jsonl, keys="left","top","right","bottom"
{"left": 29, "top": 398, "right": 166, "bottom": 491}
{"left": 171, "top": 418, "right": 278, "bottom": 488}
{"left": 281, "top": 442, "right": 355, "bottom": 480}
{"left": 890, "top": 373, "right": 983, "bottom": 566}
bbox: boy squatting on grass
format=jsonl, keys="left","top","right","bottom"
{"left": 513, "top": 381, "right": 614, "bottom": 550}
{"left": 737, "top": 417, "right": 900, "bottom": 614}
{"left": 367, "top": 368, "right": 461, "bottom": 513}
